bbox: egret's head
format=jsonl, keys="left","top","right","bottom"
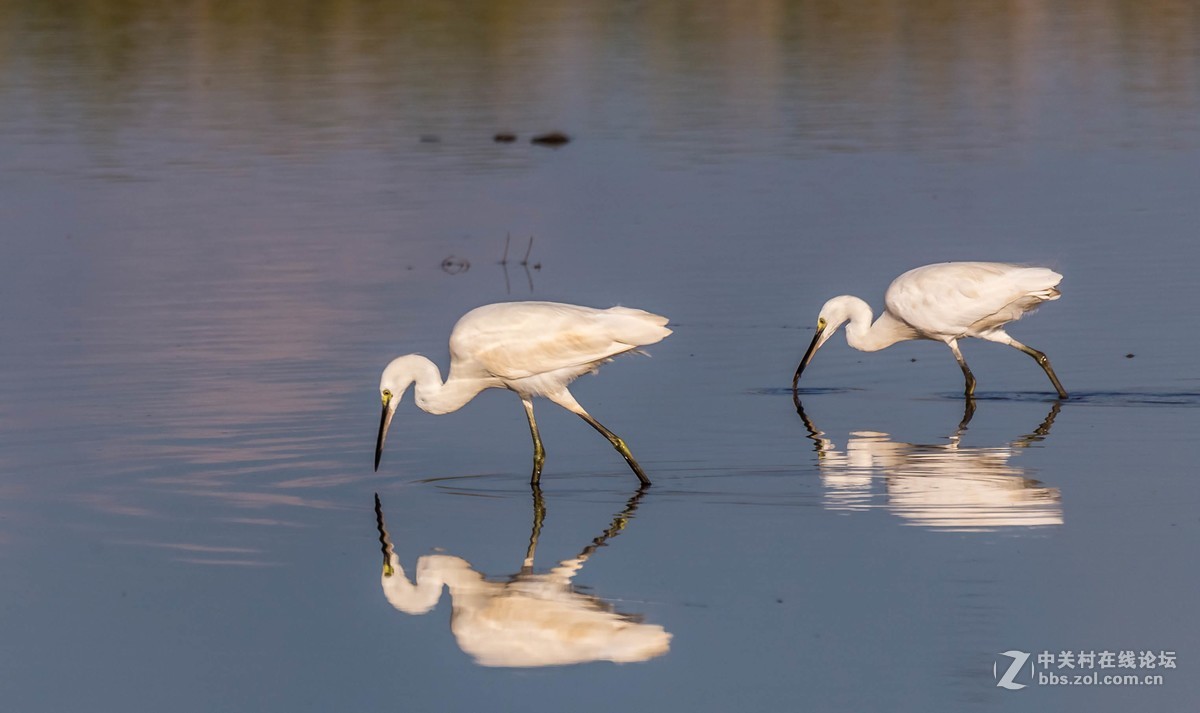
{"left": 375, "top": 355, "right": 420, "bottom": 471}
{"left": 792, "top": 297, "right": 854, "bottom": 390}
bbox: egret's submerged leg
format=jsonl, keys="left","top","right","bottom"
{"left": 573, "top": 485, "right": 649, "bottom": 563}
{"left": 956, "top": 397, "right": 977, "bottom": 434}
{"left": 1014, "top": 401, "right": 1063, "bottom": 447}
{"left": 522, "top": 485, "right": 545, "bottom": 572}
{"left": 576, "top": 412, "right": 652, "bottom": 486}
{"left": 1007, "top": 338, "right": 1069, "bottom": 399}
{"left": 947, "top": 339, "right": 977, "bottom": 398}
{"left": 521, "top": 397, "right": 546, "bottom": 486}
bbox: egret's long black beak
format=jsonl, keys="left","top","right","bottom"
{"left": 374, "top": 396, "right": 394, "bottom": 471}
{"left": 792, "top": 321, "right": 827, "bottom": 391}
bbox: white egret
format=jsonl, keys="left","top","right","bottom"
{"left": 793, "top": 262, "right": 1068, "bottom": 398}
{"left": 375, "top": 301, "right": 671, "bottom": 485}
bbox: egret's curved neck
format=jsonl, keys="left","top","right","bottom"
{"left": 382, "top": 554, "right": 484, "bottom": 614}
{"left": 828, "top": 296, "right": 914, "bottom": 353}
{"left": 382, "top": 555, "right": 446, "bottom": 614}
{"left": 386, "top": 355, "right": 490, "bottom": 415}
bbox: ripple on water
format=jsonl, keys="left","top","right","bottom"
{"left": 961, "top": 391, "right": 1200, "bottom": 407}
{"left": 755, "top": 387, "right": 1200, "bottom": 407}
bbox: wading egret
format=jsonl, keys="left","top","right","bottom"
{"left": 375, "top": 301, "right": 671, "bottom": 485}
{"left": 793, "top": 262, "right": 1068, "bottom": 398}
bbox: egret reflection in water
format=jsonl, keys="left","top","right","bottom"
{"left": 795, "top": 399, "right": 1063, "bottom": 532}
{"left": 373, "top": 488, "right": 670, "bottom": 668}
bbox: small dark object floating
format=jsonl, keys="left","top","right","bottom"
{"left": 493, "top": 132, "right": 517, "bottom": 143}
{"left": 1125, "top": 353, "right": 1135, "bottom": 359}
{"left": 531, "top": 131, "right": 571, "bottom": 147}
{"left": 419, "top": 134, "right": 441, "bottom": 143}
{"left": 441, "top": 256, "right": 470, "bottom": 275}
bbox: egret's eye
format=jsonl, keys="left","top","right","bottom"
{"left": 382, "top": 389, "right": 392, "bottom": 398}
{"left": 817, "top": 317, "right": 827, "bottom": 329}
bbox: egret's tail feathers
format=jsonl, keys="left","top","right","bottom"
{"left": 604, "top": 307, "right": 672, "bottom": 347}
{"left": 607, "top": 306, "right": 670, "bottom": 326}
{"left": 1011, "top": 267, "right": 1063, "bottom": 301}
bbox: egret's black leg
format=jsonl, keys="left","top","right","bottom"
{"left": 947, "top": 339, "right": 977, "bottom": 398}
{"left": 577, "top": 413, "right": 652, "bottom": 486}
{"left": 1008, "top": 339, "right": 1068, "bottom": 399}
{"left": 521, "top": 397, "right": 546, "bottom": 485}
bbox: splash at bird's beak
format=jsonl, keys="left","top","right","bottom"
{"left": 792, "top": 318, "right": 828, "bottom": 391}
{"left": 374, "top": 392, "right": 395, "bottom": 471}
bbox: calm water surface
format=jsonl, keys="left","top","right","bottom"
{"left": 2, "top": 2, "right": 1198, "bottom": 711}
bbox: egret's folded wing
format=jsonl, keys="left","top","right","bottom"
{"left": 450, "top": 302, "right": 669, "bottom": 380}
{"left": 886, "top": 263, "right": 1062, "bottom": 335}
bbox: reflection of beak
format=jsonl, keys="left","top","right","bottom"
{"left": 374, "top": 492, "right": 395, "bottom": 576}
{"left": 372, "top": 492, "right": 396, "bottom": 573}
{"left": 792, "top": 321, "right": 827, "bottom": 391}
{"left": 374, "top": 396, "right": 394, "bottom": 471}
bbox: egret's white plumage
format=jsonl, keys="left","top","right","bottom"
{"left": 375, "top": 301, "right": 671, "bottom": 485}
{"left": 793, "top": 262, "right": 1068, "bottom": 398}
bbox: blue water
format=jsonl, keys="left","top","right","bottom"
{"left": 1, "top": 2, "right": 1197, "bottom": 711}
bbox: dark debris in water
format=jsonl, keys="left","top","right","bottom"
{"left": 440, "top": 256, "right": 470, "bottom": 275}
{"left": 531, "top": 131, "right": 571, "bottom": 147}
